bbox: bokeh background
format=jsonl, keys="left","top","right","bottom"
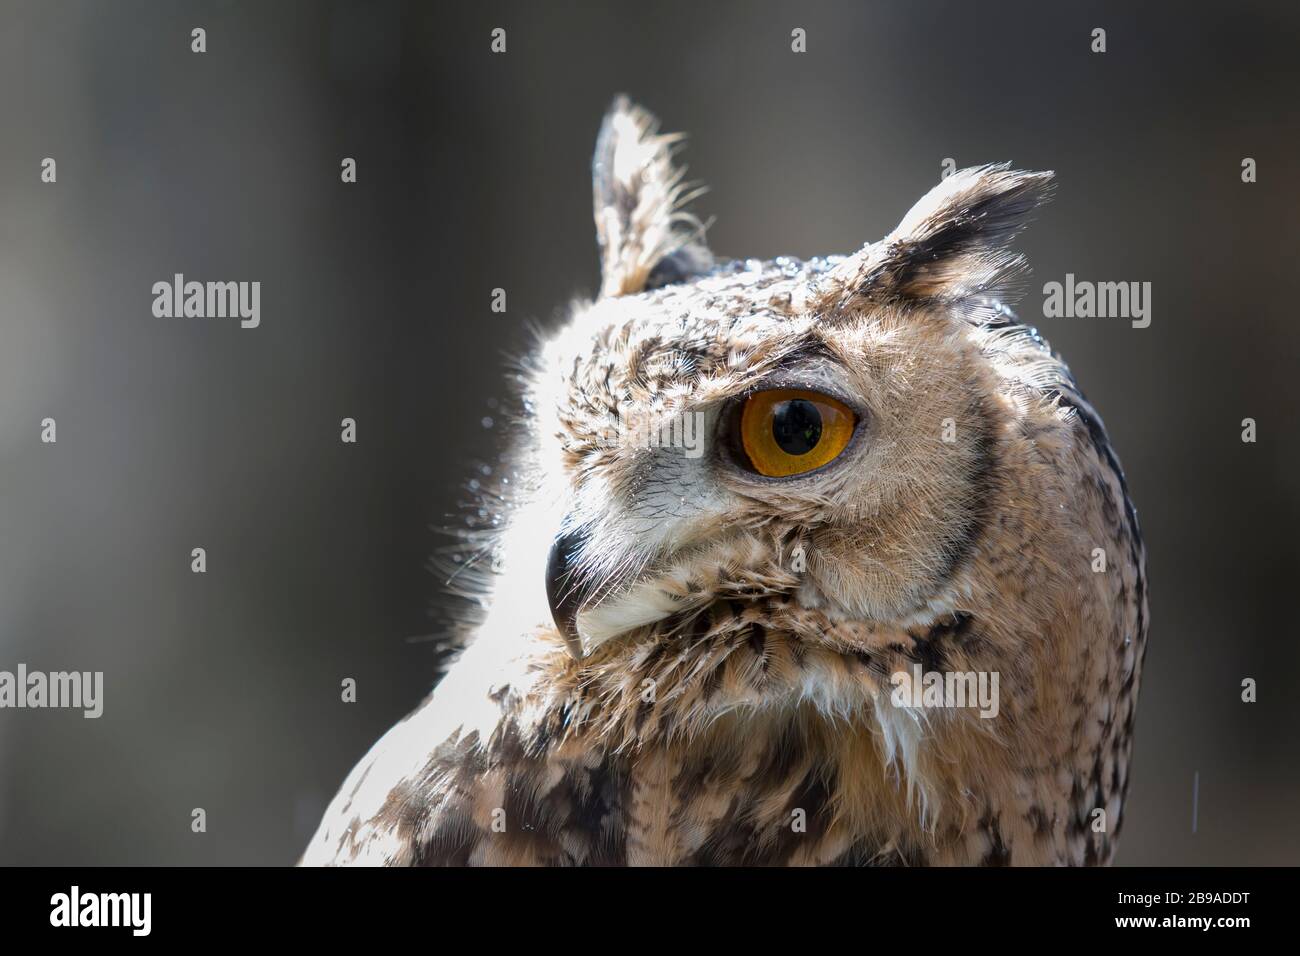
{"left": 1, "top": 0, "right": 1296, "bottom": 865}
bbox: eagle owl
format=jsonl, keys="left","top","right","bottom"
{"left": 303, "top": 97, "right": 1148, "bottom": 866}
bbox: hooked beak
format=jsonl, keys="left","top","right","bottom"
{"left": 544, "top": 523, "right": 692, "bottom": 658}
{"left": 545, "top": 528, "right": 590, "bottom": 658}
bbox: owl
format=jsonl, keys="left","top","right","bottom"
{"left": 303, "top": 97, "right": 1148, "bottom": 866}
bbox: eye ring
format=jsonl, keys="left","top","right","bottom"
{"left": 730, "top": 388, "right": 858, "bottom": 478}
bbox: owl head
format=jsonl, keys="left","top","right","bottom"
{"left": 304, "top": 98, "right": 1141, "bottom": 868}
{"left": 501, "top": 97, "right": 1060, "bottom": 673}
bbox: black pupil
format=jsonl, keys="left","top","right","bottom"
{"left": 771, "top": 399, "right": 822, "bottom": 456}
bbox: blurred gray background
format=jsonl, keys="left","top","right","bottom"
{"left": 1, "top": 0, "right": 1296, "bottom": 865}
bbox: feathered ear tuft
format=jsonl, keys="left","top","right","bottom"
{"left": 592, "top": 96, "right": 712, "bottom": 298}
{"left": 819, "top": 165, "right": 1054, "bottom": 310}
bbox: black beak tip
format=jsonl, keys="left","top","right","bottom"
{"left": 545, "top": 530, "right": 587, "bottom": 658}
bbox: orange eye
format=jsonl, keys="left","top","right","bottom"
{"left": 738, "top": 389, "right": 857, "bottom": 477}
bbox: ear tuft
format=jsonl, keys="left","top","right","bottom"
{"left": 592, "top": 96, "right": 712, "bottom": 297}
{"left": 822, "top": 164, "right": 1054, "bottom": 309}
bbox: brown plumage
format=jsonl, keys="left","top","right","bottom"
{"left": 302, "top": 97, "right": 1148, "bottom": 866}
